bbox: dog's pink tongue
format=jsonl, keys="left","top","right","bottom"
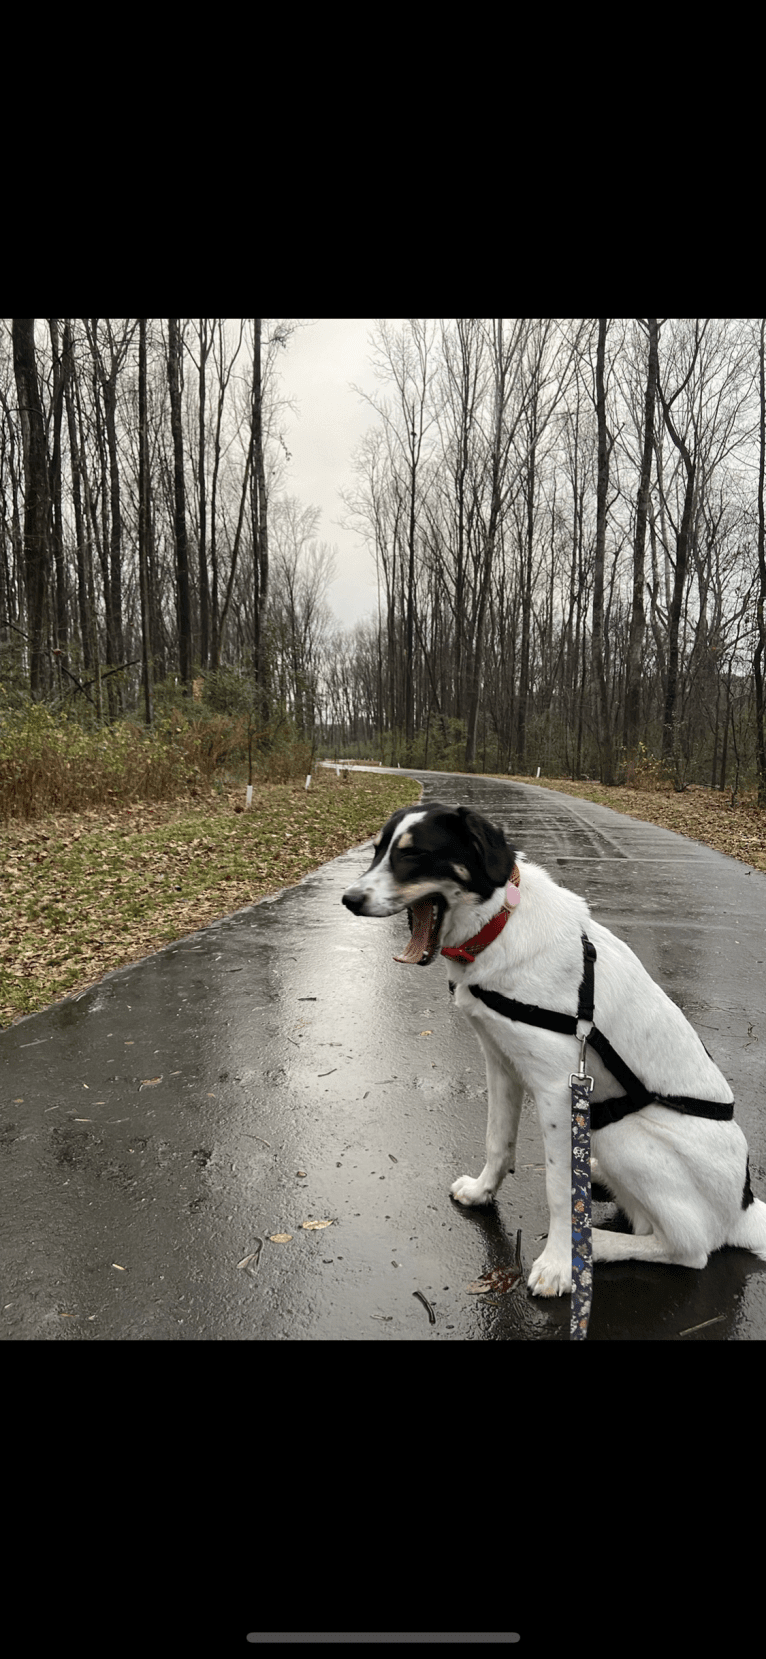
{"left": 393, "top": 898, "right": 432, "bottom": 964}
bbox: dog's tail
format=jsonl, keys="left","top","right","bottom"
{"left": 728, "top": 1161, "right": 766, "bottom": 1261}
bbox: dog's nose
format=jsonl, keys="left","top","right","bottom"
{"left": 342, "top": 889, "right": 365, "bottom": 914}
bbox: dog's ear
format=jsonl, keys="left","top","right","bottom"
{"left": 456, "top": 806, "right": 514, "bottom": 893}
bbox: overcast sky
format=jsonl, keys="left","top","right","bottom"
{"left": 276, "top": 319, "right": 392, "bottom": 632}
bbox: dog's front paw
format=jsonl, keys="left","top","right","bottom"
{"left": 528, "top": 1249, "right": 572, "bottom": 1297}
{"left": 450, "top": 1173, "right": 495, "bottom": 1207}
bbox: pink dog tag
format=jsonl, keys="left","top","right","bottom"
{"left": 505, "top": 879, "right": 520, "bottom": 908}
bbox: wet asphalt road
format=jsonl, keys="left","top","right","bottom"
{"left": 2, "top": 770, "right": 766, "bottom": 1341}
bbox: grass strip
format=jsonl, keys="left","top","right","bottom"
{"left": 1, "top": 771, "right": 421, "bottom": 1027}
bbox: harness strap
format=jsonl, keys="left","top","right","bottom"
{"left": 461, "top": 932, "right": 733, "bottom": 1128}
{"left": 586, "top": 1028, "right": 734, "bottom": 1128}
{"left": 578, "top": 936, "right": 597, "bottom": 1023}
{"left": 464, "top": 986, "right": 578, "bottom": 1037}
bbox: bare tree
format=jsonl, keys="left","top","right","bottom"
{"left": 11, "top": 320, "right": 49, "bottom": 698}
{"left": 623, "top": 318, "right": 658, "bottom": 761}
{"left": 167, "top": 318, "right": 192, "bottom": 687}
{"left": 251, "top": 319, "right": 270, "bottom": 720}
{"left": 655, "top": 320, "right": 754, "bottom": 779}
{"left": 48, "top": 319, "right": 68, "bottom": 677}
{"left": 465, "top": 319, "right": 585, "bottom": 769}
{"left": 656, "top": 321, "right": 704, "bottom": 768}
{"left": 138, "top": 319, "right": 153, "bottom": 724}
{"left": 62, "top": 320, "right": 96, "bottom": 692}
{"left": 195, "top": 319, "right": 213, "bottom": 669}
{"left": 353, "top": 321, "right": 436, "bottom": 753}
{"left": 755, "top": 318, "right": 766, "bottom": 805}
{"left": 270, "top": 499, "right": 335, "bottom": 734}
{"left": 592, "top": 318, "right": 615, "bottom": 782}
{"left": 435, "top": 319, "right": 489, "bottom": 721}
{"left": 85, "top": 319, "right": 136, "bottom": 712}
{"left": 464, "top": 318, "right": 528, "bottom": 770}
{"left": 207, "top": 319, "right": 245, "bottom": 669}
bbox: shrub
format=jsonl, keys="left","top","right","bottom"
{"left": 0, "top": 698, "right": 315, "bottom": 821}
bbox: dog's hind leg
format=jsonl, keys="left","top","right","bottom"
{"left": 530, "top": 1226, "right": 709, "bottom": 1297}
{"left": 726, "top": 1194, "right": 766, "bottom": 1260}
{"left": 592, "top": 1227, "right": 708, "bottom": 1269}
{"left": 451, "top": 1027, "right": 524, "bottom": 1207}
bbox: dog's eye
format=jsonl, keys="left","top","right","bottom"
{"left": 393, "top": 847, "right": 418, "bottom": 872}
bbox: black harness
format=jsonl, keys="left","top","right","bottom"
{"left": 454, "top": 932, "right": 734, "bottom": 1132}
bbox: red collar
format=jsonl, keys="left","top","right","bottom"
{"left": 441, "top": 865, "right": 521, "bottom": 964}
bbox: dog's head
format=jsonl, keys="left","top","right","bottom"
{"left": 341, "top": 802, "right": 515, "bottom": 964}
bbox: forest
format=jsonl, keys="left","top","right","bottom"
{"left": 2, "top": 319, "right": 766, "bottom": 804}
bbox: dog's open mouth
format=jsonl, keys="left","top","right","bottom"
{"left": 393, "top": 895, "right": 447, "bottom": 965}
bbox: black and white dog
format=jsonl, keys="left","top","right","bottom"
{"left": 342, "top": 802, "right": 766, "bottom": 1296}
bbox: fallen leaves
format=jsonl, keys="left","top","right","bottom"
{"left": 466, "top": 1263, "right": 524, "bottom": 1295}
{"left": 467, "top": 1229, "right": 524, "bottom": 1297}
{"left": 237, "top": 1219, "right": 335, "bottom": 1278}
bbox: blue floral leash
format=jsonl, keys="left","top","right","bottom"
{"left": 570, "top": 937, "right": 597, "bottom": 1340}
{"left": 570, "top": 1032, "right": 594, "bottom": 1340}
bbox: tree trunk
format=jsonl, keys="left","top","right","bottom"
{"left": 62, "top": 321, "right": 93, "bottom": 676}
{"left": 138, "top": 320, "right": 153, "bottom": 724}
{"left": 754, "top": 319, "right": 766, "bottom": 805}
{"left": 103, "top": 365, "right": 125, "bottom": 711}
{"left": 465, "top": 321, "right": 505, "bottom": 769}
{"left": 592, "top": 318, "right": 614, "bottom": 783}
{"left": 658, "top": 407, "right": 696, "bottom": 771}
{"left": 168, "top": 318, "right": 192, "bottom": 686}
{"left": 252, "top": 319, "right": 269, "bottom": 722}
{"left": 623, "top": 318, "right": 658, "bottom": 760}
{"left": 48, "top": 319, "right": 68, "bottom": 678}
{"left": 12, "top": 319, "right": 50, "bottom": 699}
{"left": 515, "top": 422, "right": 536, "bottom": 769}
{"left": 197, "top": 319, "right": 211, "bottom": 670}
